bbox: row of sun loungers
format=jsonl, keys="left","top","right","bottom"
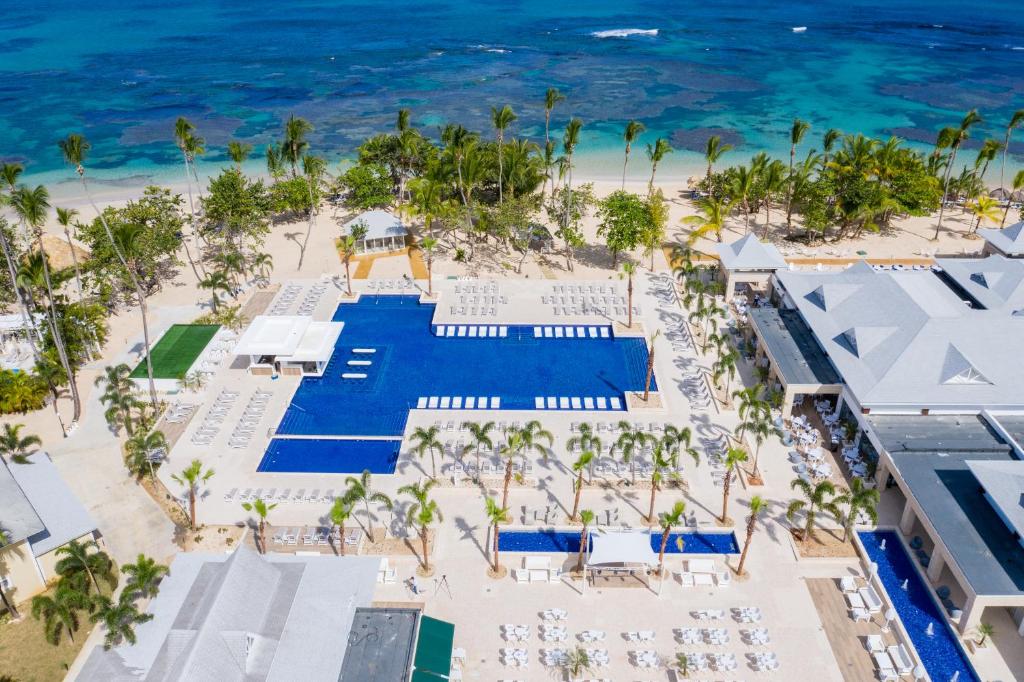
{"left": 366, "top": 278, "right": 414, "bottom": 292}
{"left": 682, "top": 370, "right": 711, "bottom": 409}
{"left": 456, "top": 294, "right": 507, "bottom": 306}
{"left": 454, "top": 281, "right": 498, "bottom": 295}
{"left": 270, "top": 526, "right": 360, "bottom": 548}
{"left": 191, "top": 389, "right": 239, "bottom": 445}
{"left": 164, "top": 402, "right": 196, "bottom": 424}
{"left": 223, "top": 486, "right": 342, "bottom": 505}
{"left": 228, "top": 389, "right": 272, "bottom": 449}
{"left": 550, "top": 283, "right": 616, "bottom": 295}
{"left": 268, "top": 284, "right": 303, "bottom": 315}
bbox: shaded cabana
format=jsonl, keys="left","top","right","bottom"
{"left": 232, "top": 315, "right": 343, "bottom": 377}
{"left": 341, "top": 210, "right": 409, "bottom": 253}
{"left": 583, "top": 529, "right": 659, "bottom": 594}
{"left": 714, "top": 235, "right": 787, "bottom": 301}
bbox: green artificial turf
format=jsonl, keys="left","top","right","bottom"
{"left": 130, "top": 324, "right": 220, "bottom": 379}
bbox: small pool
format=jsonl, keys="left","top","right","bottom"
{"left": 858, "top": 531, "right": 980, "bottom": 682}
{"left": 258, "top": 438, "right": 401, "bottom": 474}
{"left": 499, "top": 529, "right": 739, "bottom": 554}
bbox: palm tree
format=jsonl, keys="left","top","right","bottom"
{"left": 730, "top": 165, "right": 756, "bottom": 233}
{"left": 31, "top": 583, "right": 91, "bottom": 644}
{"left": 575, "top": 509, "right": 595, "bottom": 572}
{"left": 704, "top": 135, "right": 733, "bottom": 184}
{"left": 974, "top": 138, "right": 1003, "bottom": 182}
{"left": 227, "top": 140, "right": 253, "bottom": 170}
{"left": 968, "top": 195, "right": 1003, "bottom": 235}
{"left": 620, "top": 261, "right": 637, "bottom": 328}
{"left": 120, "top": 554, "right": 169, "bottom": 600}
{"left": 409, "top": 425, "right": 444, "bottom": 479}
{"left": 329, "top": 497, "right": 353, "bottom": 555}
{"left": 733, "top": 384, "right": 768, "bottom": 442}
{"left": 10, "top": 185, "right": 82, "bottom": 422}
{"left": 543, "top": 87, "right": 565, "bottom": 145}
{"left": 833, "top": 478, "right": 880, "bottom": 542}
{"left": 171, "top": 459, "right": 215, "bottom": 530}
{"left": 421, "top": 235, "right": 438, "bottom": 296}
{"left": 484, "top": 496, "right": 508, "bottom": 574}
{"left": 562, "top": 646, "right": 594, "bottom": 680}
{"left": 491, "top": 104, "right": 517, "bottom": 203}
{"left": 0, "top": 423, "right": 41, "bottom": 464}
{"left": 198, "top": 270, "right": 231, "bottom": 312}
{"left": 518, "top": 420, "right": 554, "bottom": 464}
{"left": 282, "top": 115, "right": 314, "bottom": 176}
{"left": 95, "top": 364, "right": 140, "bottom": 436}
{"left": 1002, "top": 169, "right": 1024, "bottom": 226}
{"left": 569, "top": 450, "right": 594, "bottom": 519}
{"left": 109, "top": 221, "right": 159, "bottom": 409}
{"left": 498, "top": 430, "right": 523, "bottom": 513}
{"left": 621, "top": 120, "right": 646, "bottom": 189}
{"left": 785, "top": 119, "right": 810, "bottom": 230}
{"left": 683, "top": 196, "right": 732, "bottom": 244}
{"left": 645, "top": 138, "right": 673, "bottom": 194}
{"left": 822, "top": 128, "right": 842, "bottom": 168}
{"left": 761, "top": 160, "right": 787, "bottom": 237}
{"left": 0, "top": 164, "right": 40, "bottom": 363}
{"left": 656, "top": 501, "right": 686, "bottom": 576}
{"left": 643, "top": 329, "right": 661, "bottom": 401}
{"left": 735, "top": 495, "right": 766, "bottom": 576}
{"left": 55, "top": 539, "right": 116, "bottom": 595}
{"left": 974, "top": 622, "right": 995, "bottom": 647}
{"left": 720, "top": 448, "right": 748, "bottom": 523}
{"left": 55, "top": 207, "right": 85, "bottom": 306}
{"left": 90, "top": 594, "right": 152, "bottom": 650}
{"left": 711, "top": 351, "right": 738, "bottom": 402}
{"left": 645, "top": 444, "right": 674, "bottom": 523}
{"left": 241, "top": 497, "right": 277, "bottom": 553}
{"left": 0, "top": 527, "right": 19, "bottom": 617}
{"left": 461, "top": 420, "right": 496, "bottom": 479}
{"left": 399, "top": 480, "right": 442, "bottom": 573}
{"left": 786, "top": 478, "right": 840, "bottom": 541}
{"left": 560, "top": 118, "right": 583, "bottom": 271}
{"left": 738, "top": 408, "right": 775, "bottom": 476}
{"left": 935, "top": 110, "right": 983, "bottom": 240}
{"left": 339, "top": 223, "right": 366, "bottom": 297}
{"left": 171, "top": 119, "right": 205, "bottom": 282}
{"left": 999, "top": 110, "right": 1024, "bottom": 192}
{"left": 124, "top": 430, "right": 168, "bottom": 481}
{"left": 612, "top": 422, "right": 651, "bottom": 483}
{"left": 343, "top": 469, "right": 393, "bottom": 543}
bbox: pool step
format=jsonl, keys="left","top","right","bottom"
{"left": 435, "top": 325, "right": 508, "bottom": 338}
{"left": 532, "top": 326, "right": 609, "bottom": 339}
{"left": 533, "top": 396, "right": 624, "bottom": 410}
{"left": 415, "top": 396, "right": 501, "bottom": 409}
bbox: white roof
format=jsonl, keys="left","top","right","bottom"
{"left": 966, "top": 460, "right": 1024, "bottom": 540}
{"left": 341, "top": 210, "right": 408, "bottom": 241}
{"left": 935, "top": 255, "right": 1024, "bottom": 313}
{"left": 277, "top": 321, "right": 343, "bottom": 363}
{"left": 0, "top": 312, "right": 43, "bottom": 333}
{"left": 978, "top": 220, "right": 1024, "bottom": 257}
{"left": 77, "top": 546, "right": 381, "bottom": 682}
{"left": 714, "top": 235, "right": 787, "bottom": 272}
{"left": 586, "top": 529, "right": 657, "bottom": 567}
{"left": 233, "top": 316, "right": 311, "bottom": 357}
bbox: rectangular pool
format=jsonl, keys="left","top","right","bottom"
{"left": 499, "top": 529, "right": 739, "bottom": 554}
{"left": 258, "top": 438, "right": 401, "bottom": 474}
{"left": 858, "top": 530, "right": 980, "bottom": 682}
{"left": 275, "top": 295, "right": 652, "bottom": 439}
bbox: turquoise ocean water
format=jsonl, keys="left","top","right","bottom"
{"left": 3, "top": 0, "right": 1023, "bottom": 189}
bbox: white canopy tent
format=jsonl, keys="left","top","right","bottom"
{"left": 341, "top": 210, "right": 409, "bottom": 253}
{"left": 233, "top": 315, "right": 343, "bottom": 376}
{"left": 583, "top": 529, "right": 660, "bottom": 594}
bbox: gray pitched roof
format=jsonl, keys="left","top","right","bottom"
{"left": 935, "top": 255, "right": 1024, "bottom": 312}
{"left": 775, "top": 259, "right": 1024, "bottom": 409}
{"left": 1, "top": 452, "right": 94, "bottom": 554}
{"left": 342, "top": 210, "right": 408, "bottom": 241}
{"left": 714, "top": 235, "right": 787, "bottom": 272}
{"left": 978, "top": 220, "right": 1024, "bottom": 256}
{"left": 965, "top": 460, "right": 1024, "bottom": 541}
{"left": 77, "top": 546, "right": 381, "bottom": 682}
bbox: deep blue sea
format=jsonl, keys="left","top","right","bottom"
{"left": 3, "top": 0, "right": 1024, "bottom": 188}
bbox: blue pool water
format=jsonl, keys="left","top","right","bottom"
{"left": 277, "top": 295, "right": 651, "bottom": 438}
{"left": 499, "top": 529, "right": 739, "bottom": 554}
{"left": 858, "top": 531, "right": 980, "bottom": 682}
{"left": 258, "top": 438, "right": 401, "bottom": 474}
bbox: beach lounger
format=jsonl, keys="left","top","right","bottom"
{"left": 887, "top": 644, "right": 913, "bottom": 674}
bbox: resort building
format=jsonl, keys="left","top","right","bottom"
{"left": 341, "top": 209, "right": 409, "bottom": 253}
{"left": 740, "top": 245, "right": 1024, "bottom": 639}
{"left": 232, "top": 315, "right": 343, "bottom": 377}
{"left": 713, "top": 233, "right": 787, "bottom": 301}
{"left": 75, "top": 546, "right": 455, "bottom": 682}
{"left": 0, "top": 452, "right": 100, "bottom": 604}
{"left": 978, "top": 219, "right": 1024, "bottom": 258}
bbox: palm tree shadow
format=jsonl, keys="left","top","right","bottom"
{"left": 454, "top": 515, "right": 487, "bottom": 561}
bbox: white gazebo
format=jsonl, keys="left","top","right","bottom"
{"left": 342, "top": 210, "right": 409, "bottom": 253}
{"left": 583, "top": 529, "right": 659, "bottom": 593}
{"left": 232, "top": 315, "right": 343, "bottom": 377}
{"left": 714, "top": 234, "right": 788, "bottom": 301}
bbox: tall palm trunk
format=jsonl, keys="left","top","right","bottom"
{"left": 36, "top": 230, "right": 82, "bottom": 421}
{"left": 132, "top": 273, "right": 158, "bottom": 409}
{"left": 501, "top": 460, "right": 513, "bottom": 512}
{"left": 621, "top": 145, "right": 630, "bottom": 190}
{"left": 647, "top": 479, "right": 658, "bottom": 523}
{"left": 721, "top": 470, "right": 732, "bottom": 522}
{"left": 736, "top": 520, "right": 755, "bottom": 575}
{"left": 0, "top": 232, "right": 40, "bottom": 361}
{"left": 179, "top": 153, "right": 203, "bottom": 281}
{"left": 935, "top": 146, "right": 959, "bottom": 239}
{"left": 420, "top": 526, "right": 430, "bottom": 571}
{"left": 571, "top": 472, "right": 583, "bottom": 520}
{"left": 298, "top": 179, "right": 316, "bottom": 270}
{"left": 491, "top": 522, "right": 501, "bottom": 572}
{"left": 786, "top": 146, "right": 795, "bottom": 229}
{"left": 564, "top": 158, "right": 575, "bottom": 271}
{"left": 0, "top": 582, "right": 18, "bottom": 619}
{"left": 189, "top": 490, "right": 197, "bottom": 529}
{"left": 497, "top": 133, "right": 504, "bottom": 204}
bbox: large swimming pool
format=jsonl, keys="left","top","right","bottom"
{"left": 858, "top": 531, "right": 980, "bottom": 682}
{"left": 499, "top": 529, "right": 739, "bottom": 554}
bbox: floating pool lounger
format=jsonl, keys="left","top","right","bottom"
{"left": 465, "top": 397, "right": 475, "bottom": 408}
{"left": 452, "top": 397, "right": 463, "bottom": 408}
{"left": 571, "top": 397, "right": 582, "bottom": 409}
{"left": 599, "top": 328, "right": 609, "bottom": 337}
{"left": 559, "top": 397, "right": 569, "bottom": 409}
{"left": 353, "top": 348, "right": 376, "bottom": 353}
{"left": 588, "top": 328, "right": 597, "bottom": 338}
{"left": 347, "top": 360, "right": 371, "bottom": 366}
{"left": 440, "top": 397, "right": 451, "bottom": 408}
{"left": 342, "top": 373, "right": 367, "bottom": 379}
{"left": 610, "top": 397, "right": 622, "bottom": 409}
{"left": 584, "top": 397, "right": 595, "bottom": 409}
{"left": 499, "top": 327, "right": 508, "bottom": 337}
{"left": 596, "top": 397, "right": 608, "bottom": 409}
{"left": 428, "top": 397, "right": 439, "bottom": 408}
{"left": 533, "top": 327, "right": 542, "bottom": 337}
{"left": 491, "top": 397, "right": 500, "bottom": 408}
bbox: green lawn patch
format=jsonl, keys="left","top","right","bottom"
{"left": 130, "top": 324, "right": 220, "bottom": 380}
